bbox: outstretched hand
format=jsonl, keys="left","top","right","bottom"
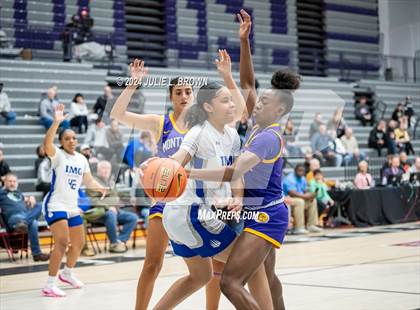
{"left": 129, "top": 59, "right": 148, "bottom": 84}
{"left": 237, "top": 9, "right": 252, "bottom": 40}
{"left": 215, "top": 49, "right": 232, "bottom": 78}
{"left": 53, "top": 103, "right": 67, "bottom": 124}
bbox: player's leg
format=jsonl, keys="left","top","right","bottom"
{"left": 153, "top": 256, "right": 213, "bottom": 310}
{"left": 264, "top": 247, "right": 285, "bottom": 310}
{"left": 135, "top": 217, "right": 169, "bottom": 310}
{"left": 220, "top": 232, "right": 273, "bottom": 310}
{"left": 205, "top": 259, "right": 224, "bottom": 310}
{"left": 247, "top": 263, "right": 273, "bottom": 310}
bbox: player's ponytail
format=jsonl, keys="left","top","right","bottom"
{"left": 271, "top": 69, "right": 301, "bottom": 117}
{"left": 185, "top": 82, "right": 223, "bottom": 128}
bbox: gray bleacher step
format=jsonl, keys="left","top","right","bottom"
{"left": 3, "top": 155, "right": 38, "bottom": 167}
{"left": 12, "top": 100, "right": 96, "bottom": 109}
{"left": 11, "top": 116, "right": 40, "bottom": 125}
{"left": 14, "top": 178, "right": 37, "bottom": 192}
{"left": 23, "top": 191, "right": 44, "bottom": 203}
{"left": 11, "top": 166, "right": 37, "bottom": 179}
{"left": 13, "top": 108, "right": 39, "bottom": 116}
{"left": 3, "top": 79, "right": 105, "bottom": 91}
{"left": 0, "top": 125, "right": 46, "bottom": 134}
{"left": 1, "top": 68, "right": 106, "bottom": 81}
{"left": 0, "top": 59, "right": 96, "bottom": 72}
{"left": 1, "top": 144, "right": 39, "bottom": 155}
{"left": 5, "top": 89, "right": 103, "bottom": 101}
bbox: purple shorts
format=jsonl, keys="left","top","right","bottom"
{"left": 243, "top": 202, "right": 289, "bottom": 248}
{"left": 149, "top": 202, "right": 165, "bottom": 220}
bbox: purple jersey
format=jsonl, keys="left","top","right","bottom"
{"left": 243, "top": 123, "right": 284, "bottom": 208}
{"left": 156, "top": 113, "right": 187, "bottom": 157}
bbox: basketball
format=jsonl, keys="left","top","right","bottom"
{"left": 141, "top": 158, "right": 188, "bottom": 202}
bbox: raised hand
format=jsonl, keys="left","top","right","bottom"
{"left": 215, "top": 49, "right": 232, "bottom": 78}
{"left": 53, "top": 103, "right": 67, "bottom": 124}
{"left": 129, "top": 59, "right": 148, "bottom": 84}
{"left": 237, "top": 9, "right": 252, "bottom": 40}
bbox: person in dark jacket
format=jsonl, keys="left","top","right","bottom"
{"left": 368, "top": 120, "right": 387, "bottom": 156}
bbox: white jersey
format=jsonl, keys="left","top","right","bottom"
{"left": 163, "top": 121, "right": 241, "bottom": 248}
{"left": 42, "top": 146, "right": 90, "bottom": 215}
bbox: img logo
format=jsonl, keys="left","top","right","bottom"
{"left": 65, "top": 165, "right": 83, "bottom": 175}
{"left": 220, "top": 155, "right": 233, "bottom": 166}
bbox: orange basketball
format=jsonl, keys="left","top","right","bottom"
{"left": 141, "top": 158, "right": 188, "bottom": 203}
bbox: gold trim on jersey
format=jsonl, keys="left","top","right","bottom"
{"left": 155, "top": 115, "right": 165, "bottom": 142}
{"left": 169, "top": 112, "right": 188, "bottom": 134}
{"left": 244, "top": 123, "right": 284, "bottom": 163}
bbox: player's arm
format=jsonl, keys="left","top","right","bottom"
{"left": 238, "top": 9, "right": 257, "bottom": 116}
{"left": 110, "top": 59, "right": 162, "bottom": 140}
{"left": 229, "top": 176, "right": 244, "bottom": 212}
{"left": 215, "top": 49, "right": 246, "bottom": 123}
{"left": 83, "top": 172, "right": 108, "bottom": 199}
{"left": 43, "top": 103, "right": 66, "bottom": 158}
{"left": 188, "top": 151, "right": 260, "bottom": 182}
{"left": 171, "top": 149, "right": 192, "bottom": 168}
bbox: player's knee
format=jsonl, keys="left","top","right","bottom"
{"left": 190, "top": 268, "right": 212, "bottom": 287}
{"left": 143, "top": 258, "right": 164, "bottom": 277}
{"left": 54, "top": 238, "right": 69, "bottom": 253}
{"left": 220, "top": 274, "right": 237, "bottom": 296}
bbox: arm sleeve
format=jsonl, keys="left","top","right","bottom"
{"left": 180, "top": 125, "right": 202, "bottom": 156}
{"left": 39, "top": 99, "right": 49, "bottom": 118}
{"left": 246, "top": 131, "right": 281, "bottom": 161}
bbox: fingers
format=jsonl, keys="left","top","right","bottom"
{"left": 240, "top": 9, "right": 251, "bottom": 20}
{"left": 237, "top": 13, "right": 243, "bottom": 24}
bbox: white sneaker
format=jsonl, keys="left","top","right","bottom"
{"left": 42, "top": 285, "right": 66, "bottom": 297}
{"left": 109, "top": 242, "right": 127, "bottom": 253}
{"left": 293, "top": 228, "right": 309, "bottom": 235}
{"left": 307, "top": 225, "right": 323, "bottom": 233}
{"left": 59, "top": 271, "right": 84, "bottom": 289}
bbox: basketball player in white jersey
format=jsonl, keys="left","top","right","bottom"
{"left": 42, "top": 104, "right": 107, "bottom": 297}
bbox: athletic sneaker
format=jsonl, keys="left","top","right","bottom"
{"left": 42, "top": 285, "right": 66, "bottom": 297}
{"left": 307, "top": 225, "right": 323, "bottom": 233}
{"left": 293, "top": 228, "right": 309, "bottom": 235}
{"left": 109, "top": 242, "right": 127, "bottom": 253}
{"left": 59, "top": 271, "right": 84, "bottom": 288}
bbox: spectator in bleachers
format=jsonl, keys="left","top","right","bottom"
{"left": 123, "top": 131, "right": 154, "bottom": 170}
{"left": 237, "top": 113, "right": 250, "bottom": 145}
{"left": 85, "top": 160, "right": 138, "bottom": 253}
{"left": 0, "top": 173, "right": 50, "bottom": 261}
{"left": 309, "top": 112, "right": 324, "bottom": 140}
{"left": 341, "top": 128, "right": 366, "bottom": 165}
{"left": 84, "top": 118, "right": 112, "bottom": 160}
{"left": 354, "top": 160, "right": 374, "bottom": 189}
{"left": 0, "top": 82, "right": 16, "bottom": 125}
{"left": 355, "top": 97, "right": 373, "bottom": 126}
{"left": 409, "top": 157, "right": 420, "bottom": 173}
{"left": 0, "top": 148, "right": 11, "bottom": 186}
{"left": 80, "top": 144, "right": 99, "bottom": 173}
{"left": 311, "top": 124, "right": 337, "bottom": 166}
{"left": 35, "top": 156, "right": 51, "bottom": 198}
{"left": 284, "top": 119, "right": 303, "bottom": 157}
{"left": 283, "top": 164, "right": 322, "bottom": 234}
{"left": 106, "top": 119, "right": 124, "bottom": 163}
{"left": 308, "top": 169, "right": 336, "bottom": 225}
{"left": 306, "top": 158, "right": 336, "bottom": 188}
{"left": 69, "top": 93, "right": 89, "bottom": 134}
{"left": 395, "top": 121, "right": 415, "bottom": 155}
{"left": 391, "top": 103, "right": 405, "bottom": 123}
{"left": 39, "top": 87, "right": 70, "bottom": 130}
{"left": 331, "top": 131, "right": 346, "bottom": 167}
{"left": 399, "top": 152, "right": 411, "bottom": 173}
{"left": 404, "top": 96, "right": 415, "bottom": 128}
{"left": 368, "top": 120, "right": 387, "bottom": 156}
{"left": 93, "top": 85, "right": 114, "bottom": 123}
{"left": 385, "top": 120, "right": 399, "bottom": 154}
{"left": 382, "top": 155, "right": 404, "bottom": 186}
{"left": 327, "top": 107, "right": 347, "bottom": 138}
{"left": 34, "top": 145, "right": 46, "bottom": 175}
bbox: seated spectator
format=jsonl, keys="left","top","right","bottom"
{"left": 354, "top": 160, "right": 374, "bottom": 189}
{"left": 409, "top": 157, "right": 420, "bottom": 173}
{"left": 306, "top": 158, "right": 336, "bottom": 188}
{"left": 0, "top": 82, "right": 16, "bottom": 125}
{"left": 394, "top": 121, "right": 415, "bottom": 155}
{"left": 80, "top": 144, "right": 99, "bottom": 173}
{"left": 84, "top": 118, "right": 112, "bottom": 160}
{"left": 85, "top": 160, "right": 138, "bottom": 253}
{"left": 39, "top": 87, "right": 70, "bottom": 130}
{"left": 0, "top": 173, "right": 49, "bottom": 261}
{"left": 140, "top": 130, "right": 157, "bottom": 156}
{"left": 368, "top": 120, "right": 387, "bottom": 156}
{"left": 34, "top": 145, "right": 46, "bottom": 175}
{"left": 399, "top": 152, "right": 411, "bottom": 173}
{"left": 284, "top": 119, "right": 303, "bottom": 157}
{"left": 311, "top": 124, "right": 337, "bottom": 166}
{"left": 355, "top": 97, "right": 373, "bottom": 126}
{"left": 35, "top": 157, "right": 51, "bottom": 198}
{"left": 391, "top": 103, "right": 405, "bottom": 122}
{"left": 385, "top": 120, "right": 399, "bottom": 154}
{"left": 404, "top": 96, "right": 415, "bottom": 128}
{"left": 309, "top": 112, "right": 324, "bottom": 140}
{"left": 340, "top": 128, "right": 366, "bottom": 165}
{"left": 327, "top": 107, "right": 347, "bottom": 138}
{"left": 308, "top": 169, "right": 336, "bottom": 226}
{"left": 382, "top": 155, "right": 404, "bottom": 186}
{"left": 0, "top": 148, "right": 11, "bottom": 186}
{"left": 106, "top": 119, "right": 124, "bottom": 163}
{"left": 123, "top": 131, "right": 154, "bottom": 169}
{"left": 69, "top": 93, "right": 89, "bottom": 133}
{"left": 380, "top": 154, "right": 393, "bottom": 180}
{"left": 331, "top": 131, "right": 345, "bottom": 167}
{"left": 283, "top": 164, "right": 322, "bottom": 234}
{"left": 92, "top": 85, "right": 114, "bottom": 123}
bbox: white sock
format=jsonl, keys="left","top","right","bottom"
{"left": 62, "top": 266, "right": 73, "bottom": 276}
{"left": 47, "top": 276, "right": 56, "bottom": 287}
